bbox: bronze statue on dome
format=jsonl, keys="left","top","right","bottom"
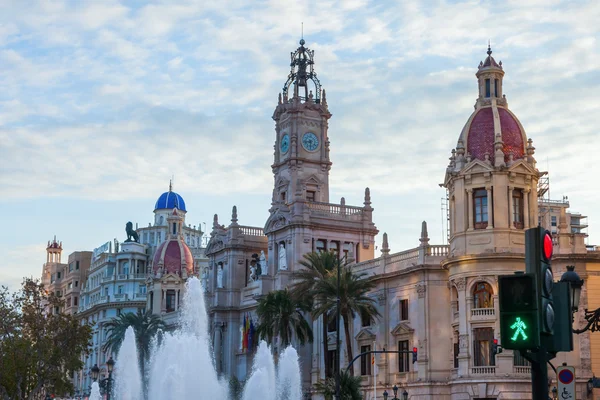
{"left": 125, "top": 221, "right": 139, "bottom": 243}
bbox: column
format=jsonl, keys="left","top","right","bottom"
{"left": 486, "top": 186, "right": 494, "bottom": 229}
{"left": 129, "top": 257, "right": 133, "bottom": 277}
{"left": 175, "top": 290, "right": 179, "bottom": 311}
{"left": 161, "top": 290, "right": 166, "bottom": 312}
{"left": 455, "top": 278, "right": 469, "bottom": 377}
{"left": 508, "top": 186, "right": 514, "bottom": 229}
{"left": 467, "top": 189, "right": 474, "bottom": 230}
{"left": 523, "top": 189, "right": 530, "bottom": 229}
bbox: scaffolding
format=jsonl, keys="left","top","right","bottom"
{"left": 441, "top": 190, "right": 450, "bottom": 244}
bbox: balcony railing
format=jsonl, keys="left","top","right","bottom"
{"left": 239, "top": 226, "right": 264, "bottom": 237}
{"left": 306, "top": 201, "right": 364, "bottom": 221}
{"left": 513, "top": 366, "right": 531, "bottom": 374}
{"left": 102, "top": 275, "right": 114, "bottom": 282}
{"left": 471, "top": 366, "right": 496, "bottom": 375}
{"left": 134, "top": 293, "right": 147, "bottom": 299}
{"left": 471, "top": 308, "right": 495, "bottom": 319}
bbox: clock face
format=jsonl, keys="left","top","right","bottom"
{"left": 280, "top": 134, "right": 290, "bottom": 153}
{"left": 302, "top": 132, "right": 319, "bottom": 152}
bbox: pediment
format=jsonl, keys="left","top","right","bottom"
{"left": 264, "top": 208, "right": 290, "bottom": 234}
{"left": 355, "top": 327, "right": 376, "bottom": 342}
{"left": 391, "top": 322, "right": 414, "bottom": 336}
{"left": 507, "top": 159, "right": 536, "bottom": 175}
{"left": 160, "top": 273, "right": 182, "bottom": 284}
{"left": 303, "top": 174, "right": 322, "bottom": 186}
{"left": 460, "top": 159, "right": 493, "bottom": 175}
{"left": 275, "top": 177, "right": 290, "bottom": 189}
{"left": 205, "top": 235, "right": 226, "bottom": 255}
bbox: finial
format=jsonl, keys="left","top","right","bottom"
{"left": 301, "top": 22, "right": 304, "bottom": 41}
{"left": 364, "top": 187, "right": 371, "bottom": 203}
{"left": 487, "top": 40, "right": 492, "bottom": 56}
{"left": 169, "top": 178, "right": 172, "bottom": 192}
{"left": 278, "top": 93, "right": 282, "bottom": 105}
{"left": 420, "top": 221, "right": 430, "bottom": 246}
{"left": 213, "top": 214, "right": 219, "bottom": 229}
{"left": 382, "top": 232, "right": 390, "bottom": 255}
{"left": 340, "top": 197, "right": 345, "bottom": 206}
{"left": 231, "top": 205, "right": 238, "bottom": 224}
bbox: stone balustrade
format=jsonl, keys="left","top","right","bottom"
{"left": 306, "top": 201, "right": 364, "bottom": 221}
{"left": 471, "top": 307, "right": 496, "bottom": 320}
{"left": 471, "top": 366, "right": 496, "bottom": 375}
{"left": 239, "top": 225, "right": 265, "bottom": 236}
{"left": 513, "top": 365, "right": 531, "bottom": 375}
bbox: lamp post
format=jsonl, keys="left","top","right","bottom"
{"left": 106, "top": 357, "right": 115, "bottom": 400}
{"left": 558, "top": 265, "right": 600, "bottom": 334}
{"left": 335, "top": 258, "right": 341, "bottom": 400}
{"left": 383, "top": 390, "right": 388, "bottom": 400}
{"left": 551, "top": 387, "right": 557, "bottom": 400}
{"left": 90, "top": 364, "right": 99, "bottom": 382}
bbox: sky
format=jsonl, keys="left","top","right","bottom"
{"left": 0, "top": 0, "right": 599, "bottom": 292}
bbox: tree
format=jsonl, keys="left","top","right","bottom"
{"left": 102, "top": 310, "right": 168, "bottom": 384}
{"left": 255, "top": 288, "right": 313, "bottom": 348}
{"left": 314, "top": 369, "right": 363, "bottom": 400}
{"left": 311, "top": 265, "right": 380, "bottom": 375}
{"left": 291, "top": 251, "right": 340, "bottom": 377}
{"left": 0, "top": 279, "right": 92, "bottom": 400}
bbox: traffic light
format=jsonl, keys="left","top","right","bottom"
{"left": 526, "top": 227, "right": 555, "bottom": 336}
{"left": 499, "top": 273, "right": 540, "bottom": 350}
{"left": 412, "top": 347, "right": 417, "bottom": 363}
{"left": 492, "top": 338, "right": 503, "bottom": 355}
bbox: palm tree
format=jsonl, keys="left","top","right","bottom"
{"left": 255, "top": 288, "right": 313, "bottom": 347}
{"left": 314, "top": 369, "right": 362, "bottom": 400}
{"left": 311, "top": 265, "right": 380, "bottom": 375}
{"left": 102, "top": 310, "right": 168, "bottom": 381}
{"left": 291, "top": 251, "right": 341, "bottom": 377}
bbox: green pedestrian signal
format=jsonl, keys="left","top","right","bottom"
{"left": 510, "top": 317, "right": 528, "bottom": 341}
{"left": 499, "top": 273, "right": 540, "bottom": 350}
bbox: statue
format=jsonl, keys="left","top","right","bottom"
{"left": 278, "top": 243, "right": 287, "bottom": 270}
{"left": 260, "top": 250, "right": 268, "bottom": 275}
{"left": 217, "top": 264, "right": 224, "bottom": 289}
{"left": 125, "top": 221, "right": 139, "bottom": 243}
{"left": 249, "top": 261, "right": 257, "bottom": 283}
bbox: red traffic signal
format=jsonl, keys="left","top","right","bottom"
{"left": 412, "top": 347, "right": 417, "bottom": 363}
{"left": 543, "top": 231, "right": 553, "bottom": 261}
{"left": 493, "top": 339, "right": 498, "bottom": 345}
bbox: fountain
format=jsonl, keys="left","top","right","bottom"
{"left": 89, "top": 382, "right": 101, "bottom": 400}
{"left": 114, "top": 327, "right": 142, "bottom": 400}
{"left": 115, "top": 277, "right": 303, "bottom": 399}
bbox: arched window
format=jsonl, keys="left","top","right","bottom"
{"left": 473, "top": 282, "right": 493, "bottom": 309}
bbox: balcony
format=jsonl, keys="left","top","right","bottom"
{"left": 134, "top": 293, "right": 147, "bottom": 300}
{"left": 471, "top": 308, "right": 495, "bottom": 321}
{"left": 113, "top": 293, "right": 128, "bottom": 300}
{"left": 513, "top": 366, "right": 531, "bottom": 375}
{"left": 471, "top": 366, "right": 496, "bottom": 375}
{"left": 102, "top": 275, "right": 114, "bottom": 282}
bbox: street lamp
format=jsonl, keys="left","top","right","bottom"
{"left": 558, "top": 265, "right": 600, "bottom": 334}
{"left": 90, "top": 364, "right": 99, "bottom": 382}
{"left": 383, "top": 390, "right": 389, "bottom": 400}
{"left": 106, "top": 357, "right": 115, "bottom": 400}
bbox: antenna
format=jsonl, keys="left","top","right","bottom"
{"left": 301, "top": 22, "right": 303, "bottom": 40}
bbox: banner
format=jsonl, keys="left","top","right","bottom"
{"left": 92, "top": 241, "right": 111, "bottom": 261}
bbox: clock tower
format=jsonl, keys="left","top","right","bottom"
{"left": 271, "top": 38, "right": 332, "bottom": 206}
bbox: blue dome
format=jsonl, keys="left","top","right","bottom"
{"left": 154, "top": 191, "right": 186, "bottom": 212}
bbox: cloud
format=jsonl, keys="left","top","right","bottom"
{"left": 0, "top": 0, "right": 598, "bottom": 265}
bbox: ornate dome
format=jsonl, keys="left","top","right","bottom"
{"left": 464, "top": 106, "right": 525, "bottom": 164}
{"left": 152, "top": 237, "right": 194, "bottom": 275}
{"left": 456, "top": 45, "right": 527, "bottom": 166}
{"left": 154, "top": 188, "right": 186, "bottom": 212}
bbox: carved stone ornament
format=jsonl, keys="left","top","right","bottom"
{"left": 416, "top": 284, "right": 426, "bottom": 298}
{"left": 459, "top": 334, "right": 469, "bottom": 349}
{"left": 376, "top": 292, "right": 386, "bottom": 306}
{"left": 454, "top": 278, "right": 467, "bottom": 291}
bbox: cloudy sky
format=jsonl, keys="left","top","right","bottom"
{"left": 1, "top": 0, "right": 599, "bottom": 292}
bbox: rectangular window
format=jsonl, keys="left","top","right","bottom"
{"left": 474, "top": 189, "right": 489, "bottom": 229}
{"left": 157, "top": 232, "right": 162, "bottom": 243}
{"left": 316, "top": 239, "right": 326, "bottom": 253}
{"left": 306, "top": 190, "right": 316, "bottom": 202}
{"left": 75, "top": 280, "right": 78, "bottom": 287}
{"left": 166, "top": 290, "right": 176, "bottom": 312}
{"left": 327, "top": 350, "right": 337, "bottom": 378}
{"left": 118, "top": 285, "right": 124, "bottom": 294}
{"left": 494, "top": 79, "right": 498, "bottom": 97}
{"left": 117, "top": 309, "right": 122, "bottom": 316}
{"left": 361, "top": 309, "right": 371, "bottom": 327}
{"left": 360, "top": 345, "right": 371, "bottom": 376}
{"left": 485, "top": 79, "right": 491, "bottom": 98}
{"left": 74, "top": 297, "right": 78, "bottom": 306}
{"left": 327, "top": 315, "right": 337, "bottom": 333}
{"left": 343, "top": 242, "right": 351, "bottom": 261}
{"left": 173, "top": 223, "right": 177, "bottom": 235}
{"left": 280, "top": 192, "right": 286, "bottom": 202}
{"left": 57, "top": 271, "right": 61, "bottom": 279}
{"left": 76, "top": 261, "right": 80, "bottom": 270}
{"left": 67, "top": 297, "right": 72, "bottom": 307}
{"left": 551, "top": 216, "right": 557, "bottom": 227}
{"left": 103, "top": 310, "right": 106, "bottom": 318}
{"left": 398, "top": 340, "right": 410, "bottom": 372}
{"left": 399, "top": 299, "right": 409, "bottom": 321}
{"left": 513, "top": 350, "right": 530, "bottom": 366}
{"left": 69, "top": 262, "right": 74, "bottom": 272}
{"left": 139, "top": 285, "right": 146, "bottom": 294}
{"left": 150, "top": 232, "right": 155, "bottom": 244}
{"left": 473, "top": 328, "right": 495, "bottom": 366}
{"left": 453, "top": 341, "right": 459, "bottom": 368}
{"left": 512, "top": 189, "right": 524, "bottom": 229}
{"left": 68, "top": 282, "right": 73, "bottom": 289}
{"left": 51, "top": 274, "right": 55, "bottom": 283}
{"left": 330, "top": 241, "right": 340, "bottom": 257}
{"left": 104, "top": 287, "right": 109, "bottom": 297}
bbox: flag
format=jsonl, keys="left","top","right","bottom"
{"left": 245, "top": 313, "right": 251, "bottom": 351}
{"left": 248, "top": 317, "right": 255, "bottom": 351}
{"left": 242, "top": 314, "right": 248, "bottom": 351}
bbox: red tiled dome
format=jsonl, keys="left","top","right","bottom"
{"left": 466, "top": 106, "right": 525, "bottom": 164}
{"left": 153, "top": 238, "right": 194, "bottom": 275}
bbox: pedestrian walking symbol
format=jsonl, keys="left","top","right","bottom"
{"left": 510, "top": 317, "right": 528, "bottom": 341}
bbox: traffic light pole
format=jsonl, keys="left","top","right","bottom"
{"left": 520, "top": 346, "right": 553, "bottom": 400}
